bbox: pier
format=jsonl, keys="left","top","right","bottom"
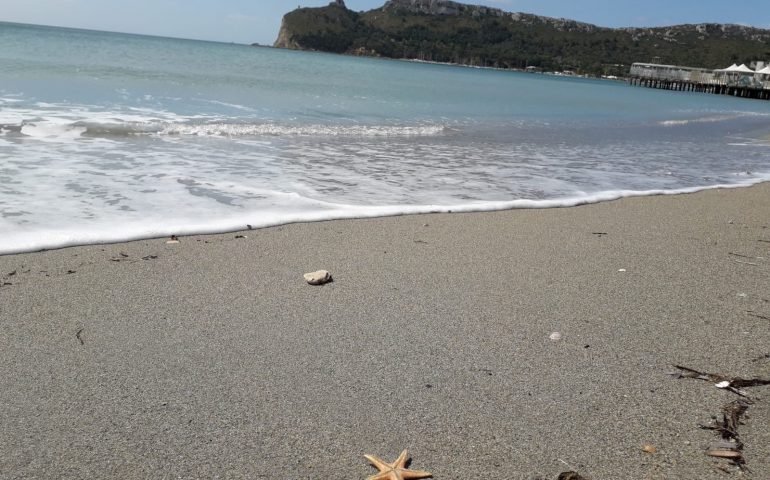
{"left": 628, "top": 62, "right": 770, "bottom": 100}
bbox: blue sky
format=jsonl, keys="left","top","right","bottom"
{"left": 2, "top": 0, "right": 770, "bottom": 45}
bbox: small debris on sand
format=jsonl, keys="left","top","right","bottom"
{"left": 751, "top": 353, "right": 770, "bottom": 362}
{"left": 671, "top": 365, "right": 770, "bottom": 393}
{"left": 672, "top": 365, "right": 767, "bottom": 470}
{"left": 706, "top": 448, "right": 742, "bottom": 459}
{"left": 558, "top": 472, "right": 589, "bottom": 480}
{"left": 747, "top": 311, "right": 770, "bottom": 321}
{"left": 549, "top": 332, "right": 562, "bottom": 341}
{"left": 110, "top": 252, "right": 131, "bottom": 262}
{"left": 304, "top": 270, "right": 332, "bottom": 286}
{"left": 166, "top": 235, "right": 180, "bottom": 244}
{"left": 642, "top": 444, "right": 657, "bottom": 454}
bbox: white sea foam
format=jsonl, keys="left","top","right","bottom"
{"left": 158, "top": 123, "right": 449, "bottom": 137}
{"left": 659, "top": 114, "right": 741, "bottom": 126}
{"left": 205, "top": 100, "right": 257, "bottom": 111}
{"left": 20, "top": 122, "right": 87, "bottom": 141}
{"left": 10, "top": 119, "right": 450, "bottom": 139}
{"left": 2, "top": 177, "right": 769, "bottom": 256}
{"left": 658, "top": 110, "right": 770, "bottom": 126}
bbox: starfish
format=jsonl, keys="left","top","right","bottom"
{"left": 364, "top": 449, "right": 433, "bottom": 480}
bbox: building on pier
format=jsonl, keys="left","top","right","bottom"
{"left": 628, "top": 62, "right": 770, "bottom": 100}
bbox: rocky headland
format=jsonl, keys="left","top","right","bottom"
{"left": 273, "top": 0, "right": 770, "bottom": 76}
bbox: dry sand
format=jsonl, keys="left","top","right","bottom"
{"left": 1, "top": 184, "right": 769, "bottom": 479}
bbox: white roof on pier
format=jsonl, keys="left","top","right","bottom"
{"left": 756, "top": 65, "right": 770, "bottom": 74}
{"left": 717, "top": 63, "right": 755, "bottom": 73}
{"left": 737, "top": 64, "right": 755, "bottom": 73}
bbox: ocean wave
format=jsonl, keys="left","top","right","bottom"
{"left": 658, "top": 112, "right": 767, "bottom": 127}
{"left": 5, "top": 119, "right": 451, "bottom": 140}
{"left": 158, "top": 122, "right": 450, "bottom": 137}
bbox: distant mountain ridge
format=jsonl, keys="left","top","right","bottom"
{"left": 273, "top": 0, "right": 770, "bottom": 76}
{"left": 380, "top": 0, "right": 596, "bottom": 32}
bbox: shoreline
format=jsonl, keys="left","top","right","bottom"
{"left": 3, "top": 178, "right": 769, "bottom": 257}
{"left": 2, "top": 183, "right": 769, "bottom": 478}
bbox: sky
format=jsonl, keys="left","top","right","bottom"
{"left": 2, "top": 0, "right": 770, "bottom": 46}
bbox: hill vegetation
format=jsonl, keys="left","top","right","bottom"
{"left": 273, "top": 0, "right": 770, "bottom": 76}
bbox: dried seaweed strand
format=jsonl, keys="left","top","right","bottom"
{"left": 747, "top": 311, "right": 770, "bottom": 321}
{"left": 672, "top": 365, "right": 770, "bottom": 470}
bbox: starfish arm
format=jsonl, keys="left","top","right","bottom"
{"left": 366, "top": 473, "right": 396, "bottom": 480}
{"left": 401, "top": 469, "right": 433, "bottom": 479}
{"left": 364, "top": 454, "right": 392, "bottom": 472}
{"left": 394, "top": 450, "right": 410, "bottom": 468}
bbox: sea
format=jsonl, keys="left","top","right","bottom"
{"left": 2, "top": 21, "right": 770, "bottom": 255}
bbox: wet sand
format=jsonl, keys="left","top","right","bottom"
{"left": 1, "top": 184, "right": 769, "bottom": 479}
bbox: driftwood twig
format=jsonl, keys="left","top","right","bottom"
{"left": 672, "top": 365, "right": 770, "bottom": 391}
{"left": 734, "top": 260, "right": 759, "bottom": 266}
{"left": 700, "top": 399, "right": 750, "bottom": 468}
{"left": 747, "top": 311, "right": 770, "bottom": 321}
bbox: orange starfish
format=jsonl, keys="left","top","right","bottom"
{"left": 364, "top": 449, "right": 433, "bottom": 480}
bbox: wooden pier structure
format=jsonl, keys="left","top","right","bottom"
{"left": 628, "top": 62, "right": 770, "bottom": 100}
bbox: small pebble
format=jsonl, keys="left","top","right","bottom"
{"left": 642, "top": 444, "right": 657, "bottom": 454}
{"left": 304, "top": 270, "right": 333, "bottom": 286}
{"left": 549, "top": 332, "right": 562, "bottom": 341}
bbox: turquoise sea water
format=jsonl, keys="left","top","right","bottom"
{"left": 1, "top": 22, "right": 770, "bottom": 254}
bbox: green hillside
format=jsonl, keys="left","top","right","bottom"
{"left": 273, "top": 0, "right": 770, "bottom": 76}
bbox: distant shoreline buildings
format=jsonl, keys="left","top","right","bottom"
{"left": 628, "top": 61, "right": 770, "bottom": 100}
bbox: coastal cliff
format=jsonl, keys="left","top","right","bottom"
{"left": 273, "top": 0, "right": 770, "bottom": 76}
{"left": 274, "top": 1, "right": 360, "bottom": 51}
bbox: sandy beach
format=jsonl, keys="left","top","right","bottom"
{"left": 1, "top": 183, "right": 769, "bottom": 479}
